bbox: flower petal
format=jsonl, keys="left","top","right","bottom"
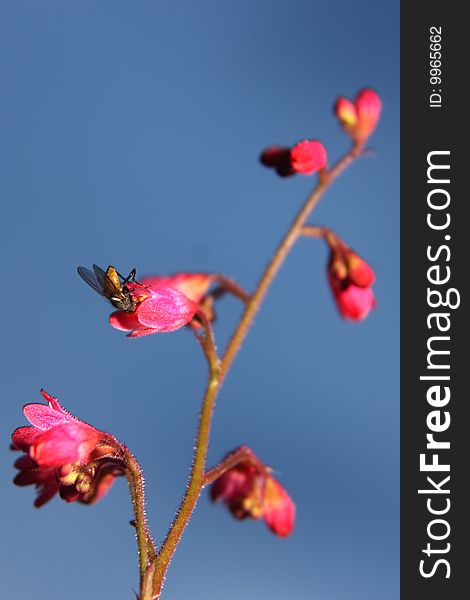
{"left": 13, "top": 456, "right": 60, "bottom": 508}
{"left": 355, "top": 88, "right": 381, "bottom": 140}
{"left": 347, "top": 255, "right": 375, "bottom": 288}
{"left": 334, "top": 284, "right": 377, "bottom": 320}
{"left": 14, "top": 454, "right": 37, "bottom": 470}
{"left": 14, "top": 467, "right": 54, "bottom": 487}
{"left": 34, "top": 483, "right": 60, "bottom": 508}
{"left": 30, "top": 422, "right": 102, "bottom": 467}
{"left": 335, "top": 97, "right": 358, "bottom": 127}
{"left": 136, "top": 287, "right": 198, "bottom": 332}
{"left": 211, "top": 465, "right": 255, "bottom": 504}
{"left": 11, "top": 426, "right": 41, "bottom": 451}
{"left": 109, "top": 310, "right": 142, "bottom": 332}
{"left": 263, "top": 477, "right": 295, "bottom": 537}
{"left": 141, "top": 274, "right": 214, "bottom": 304}
{"left": 23, "top": 403, "right": 74, "bottom": 430}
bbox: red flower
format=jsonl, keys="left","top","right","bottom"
{"left": 335, "top": 88, "right": 381, "bottom": 143}
{"left": 260, "top": 140, "right": 327, "bottom": 177}
{"left": 290, "top": 140, "right": 327, "bottom": 175}
{"left": 327, "top": 234, "right": 376, "bottom": 320}
{"left": 12, "top": 390, "right": 124, "bottom": 507}
{"left": 211, "top": 456, "right": 295, "bottom": 537}
{"left": 109, "top": 274, "right": 210, "bottom": 338}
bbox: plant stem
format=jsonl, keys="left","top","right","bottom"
{"left": 212, "top": 274, "right": 251, "bottom": 303}
{"left": 140, "top": 563, "right": 157, "bottom": 600}
{"left": 151, "top": 142, "right": 363, "bottom": 598}
{"left": 123, "top": 447, "right": 156, "bottom": 582}
{"left": 151, "top": 318, "right": 220, "bottom": 598}
{"left": 299, "top": 225, "right": 330, "bottom": 238}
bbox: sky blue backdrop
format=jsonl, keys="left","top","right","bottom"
{"left": 1, "top": 2, "right": 399, "bottom": 599}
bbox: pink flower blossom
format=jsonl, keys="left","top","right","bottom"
{"left": 211, "top": 456, "right": 295, "bottom": 537}
{"left": 260, "top": 140, "right": 327, "bottom": 177}
{"left": 109, "top": 275, "right": 208, "bottom": 338}
{"left": 335, "top": 88, "right": 381, "bottom": 143}
{"left": 11, "top": 390, "right": 124, "bottom": 507}
{"left": 327, "top": 234, "right": 376, "bottom": 321}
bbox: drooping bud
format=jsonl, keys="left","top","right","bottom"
{"left": 211, "top": 451, "right": 295, "bottom": 537}
{"left": 260, "top": 140, "right": 327, "bottom": 178}
{"left": 327, "top": 234, "right": 376, "bottom": 321}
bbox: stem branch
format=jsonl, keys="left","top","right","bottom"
{"left": 299, "top": 225, "right": 329, "bottom": 238}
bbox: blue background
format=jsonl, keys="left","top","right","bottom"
{"left": 0, "top": 2, "right": 399, "bottom": 599}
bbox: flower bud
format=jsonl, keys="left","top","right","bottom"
{"left": 211, "top": 452, "right": 295, "bottom": 537}
{"left": 260, "top": 140, "right": 327, "bottom": 178}
{"left": 290, "top": 140, "right": 327, "bottom": 175}
{"left": 335, "top": 88, "right": 381, "bottom": 143}
{"left": 327, "top": 235, "right": 376, "bottom": 321}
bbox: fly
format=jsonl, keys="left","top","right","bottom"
{"left": 77, "top": 264, "right": 139, "bottom": 312}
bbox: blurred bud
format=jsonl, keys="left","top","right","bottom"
{"left": 290, "top": 140, "right": 327, "bottom": 175}
{"left": 327, "top": 234, "right": 376, "bottom": 320}
{"left": 260, "top": 140, "right": 327, "bottom": 178}
{"left": 335, "top": 88, "right": 381, "bottom": 143}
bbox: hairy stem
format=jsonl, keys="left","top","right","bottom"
{"left": 151, "top": 318, "right": 220, "bottom": 598}
{"left": 123, "top": 447, "right": 156, "bottom": 583}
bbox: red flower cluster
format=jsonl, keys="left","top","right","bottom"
{"left": 211, "top": 455, "right": 295, "bottom": 537}
{"left": 110, "top": 273, "right": 214, "bottom": 337}
{"left": 334, "top": 88, "right": 381, "bottom": 144}
{"left": 12, "top": 390, "right": 124, "bottom": 507}
{"left": 260, "top": 140, "right": 327, "bottom": 177}
{"left": 327, "top": 234, "right": 376, "bottom": 321}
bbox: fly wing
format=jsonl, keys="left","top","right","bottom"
{"left": 93, "top": 264, "right": 121, "bottom": 298}
{"left": 77, "top": 265, "right": 114, "bottom": 298}
{"left": 77, "top": 265, "right": 107, "bottom": 296}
